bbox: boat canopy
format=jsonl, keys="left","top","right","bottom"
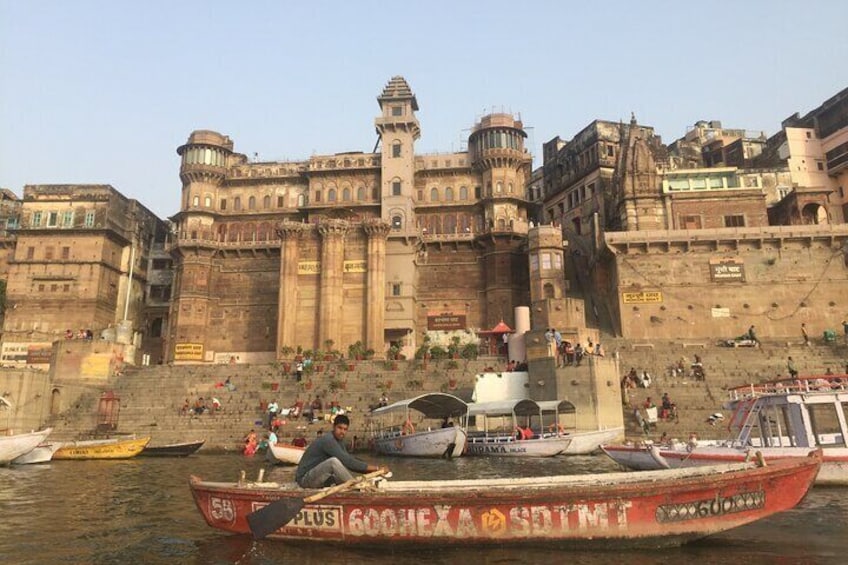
{"left": 467, "top": 399, "right": 541, "bottom": 417}
{"left": 536, "top": 400, "right": 576, "bottom": 415}
{"left": 372, "top": 393, "right": 468, "bottom": 419}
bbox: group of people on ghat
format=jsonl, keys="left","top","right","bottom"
{"left": 544, "top": 328, "right": 605, "bottom": 368}
{"left": 633, "top": 392, "right": 680, "bottom": 434}
{"left": 64, "top": 328, "right": 94, "bottom": 340}
{"left": 181, "top": 396, "right": 221, "bottom": 416}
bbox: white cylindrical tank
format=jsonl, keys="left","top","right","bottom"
{"left": 508, "top": 306, "right": 531, "bottom": 362}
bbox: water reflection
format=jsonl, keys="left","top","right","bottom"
{"left": 0, "top": 454, "right": 844, "bottom": 564}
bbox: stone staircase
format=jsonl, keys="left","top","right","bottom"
{"left": 47, "top": 356, "right": 502, "bottom": 451}
{"left": 45, "top": 339, "right": 848, "bottom": 451}
{"left": 607, "top": 337, "right": 848, "bottom": 442}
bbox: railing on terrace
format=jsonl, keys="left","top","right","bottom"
{"left": 727, "top": 374, "right": 848, "bottom": 401}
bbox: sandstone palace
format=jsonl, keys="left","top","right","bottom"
{"left": 168, "top": 77, "right": 534, "bottom": 364}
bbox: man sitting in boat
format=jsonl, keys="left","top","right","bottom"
{"left": 295, "top": 414, "right": 389, "bottom": 488}
{"left": 514, "top": 425, "right": 534, "bottom": 440}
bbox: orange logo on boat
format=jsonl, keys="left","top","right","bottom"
{"left": 481, "top": 508, "right": 506, "bottom": 535}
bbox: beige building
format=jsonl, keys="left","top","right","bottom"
{"left": 168, "top": 76, "right": 534, "bottom": 363}
{"left": 0, "top": 185, "right": 170, "bottom": 367}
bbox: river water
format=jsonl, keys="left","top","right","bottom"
{"left": 1, "top": 454, "right": 845, "bottom": 564}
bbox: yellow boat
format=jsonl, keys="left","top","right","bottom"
{"left": 52, "top": 436, "right": 151, "bottom": 460}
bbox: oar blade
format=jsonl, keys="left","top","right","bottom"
{"left": 247, "top": 498, "right": 304, "bottom": 539}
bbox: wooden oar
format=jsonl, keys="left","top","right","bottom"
{"left": 247, "top": 469, "right": 388, "bottom": 539}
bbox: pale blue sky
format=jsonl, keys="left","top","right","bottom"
{"left": 1, "top": 0, "right": 846, "bottom": 218}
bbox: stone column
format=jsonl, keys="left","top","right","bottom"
{"left": 363, "top": 220, "right": 391, "bottom": 357}
{"left": 318, "top": 219, "right": 349, "bottom": 350}
{"left": 275, "top": 221, "right": 304, "bottom": 358}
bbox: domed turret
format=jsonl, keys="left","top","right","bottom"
{"left": 177, "top": 130, "right": 233, "bottom": 185}
{"left": 468, "top": 114, "right": 528, "bottom": 173}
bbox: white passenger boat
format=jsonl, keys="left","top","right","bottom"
{"left": 12, "top": 441, "right": 63, "bottom": 464}
{"left": 536, "top": 400, "right": 624, "bottom": 455}
{"left": 601, "top": 374, "right": 848, "bottom": 485}
{"left": 1, "top": 428, "right": 53, "bottom": 465}
{"left": 369, "top": 393, "right": 468, "bottom": 458}
{"left": 465, "top": 399, "right": 572, "bottom": 457}
{"left": 268, "top": 442, "right": 305, "bottom": 465}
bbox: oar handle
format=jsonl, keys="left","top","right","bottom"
{"left": 303, "top": 469, "right": 388, "bottom": 504}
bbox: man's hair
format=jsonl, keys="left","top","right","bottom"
{"left": 334, "top": 414, "right": 350, "bottom": 427}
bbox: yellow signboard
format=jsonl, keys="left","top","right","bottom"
{"left": 343, "top": 260, "right": 366, "bottom": 273}
{"left": 622, "top": 291, "right": 663, "bottom": 304}
{"left": 298, "top": 261, "right": 320, "bottom": 275}
{"left": 174, "top": 343, "right": 204, "bottom": 361}
{"left": 80, "top": 355, "right": 111, "bottom": 378}
{"left": 298, "top": 260, "right": 367, "bottom": 274}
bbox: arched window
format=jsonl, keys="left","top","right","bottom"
{"left": 445, "top": 187, "right": 454, "bottom": 201}
{"left": 459, "top": 186, "right": 468, "bottom": 200}
{"left": 192, "top": 195, "right": 199, "bottom": 207}
{"left": 543, "top": 283, "right": 555, "bottom": 299}
{"left": 263, "top": 195, "right": 271, "bottom": 209}
{"left": 248, "top": 196, "right": 256, "bottom": 210}
{"left": 342, "top": 187, "right": 351, "bottom": 201}
{"left": 508, "top": 183, "right": 513, "bottom": 194}
{"left": 392, "top": 215, "right": 403, "bottom": 230}
{"left": 234, "top": 197, "right": 242, "bottom": 211}
{"left": 297, "top": 193, "right": 306, "bottom": 207}
{"left": 392, "top": 140, "right": 402, "bottom": 158}
{"left": 314, "top": 190, "right": 322, "bottom": 203}
{"left": 204, "top": 196, "right": 212, "bottom": 207}
{"left": 430, "top": 187, "right": 439, "bottom": 201}
{"left": 357, "top": 186, "right": 366, "bottom": 200}
{"left": 328, "top": 188, "right": 337, "bottom": 202}
{"left": 497, "top": 218, "right": 506, "bottom": 230}
{"left": 496, "top": 182, "right": 503, "bottom": 194}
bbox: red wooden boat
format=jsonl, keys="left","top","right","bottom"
{"left": 189, "top": 452, "right": 820, "bottom": 547}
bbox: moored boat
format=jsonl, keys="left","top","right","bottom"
{"left": 602, "top": 374, "right": 848, "bottom": 485}
{"left": 12, "top": 441, "right": 63, "bottom": 464}
{"left": 465, "top": 400, "right": 572, "bottom": 457}
{"left": 1, "top": 428, "right": 53, "bottom": 465}
{"left": 140, "top": 439, "right": 205, "bottom": 457}
{"left": 53, "top": 436, "right": 150, "bottom": 460}
{"left": 268, "top": 442, "right": 306, "bottom": 465}
{"left": 189, "top": 452, "right": 821, "bottom": 546}
{"left": 369, "top": 393, "right": 468, "bottom": 458}
{"left": 536, "top": 400, "right": 624, "bottom": 455}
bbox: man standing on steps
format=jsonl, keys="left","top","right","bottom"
{"left": 787, "top": 356, "right": 799, "bottom": 379}
{"left": 801, "top": 323, "right": 810, "bottom": 346}
{"left": 267, "top": 399, "right": 279, "bottom": 429}
{"left": 295, "top": 414, "right": 388, "bottom": 488}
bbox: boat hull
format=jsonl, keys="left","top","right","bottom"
{"left": 268, "top": 443, "right": 305, "bottom": 465}
{"left": 140, "top": 440, "right": 205, "bottom": 457}
{"left": 465, "top": 434, "right": 571, "bottom": 457}
{"left": 560, "top": 428, "right": 625, "bottom": 455}
{"left": 12, "top": 442, "right": 62, "bottom": 464}
{"left": 190, "top": 455, "right": 820, "bottom": 546}
{"left": 53, "top": 436, "right": 150, "bottom": 460}
{"left": 1, "top": 428, "right": 53, "bottom": 465}
{"left": 601, "top": 444, "right": 848, "bottom": 485}
{"left": 372, "top": 427, "right": 467, "bottom": 458}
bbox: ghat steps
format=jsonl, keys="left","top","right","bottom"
{"left": 46, "top": 340, "right": 847, "bottom": 451}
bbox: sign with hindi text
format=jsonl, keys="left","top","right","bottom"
{"left": 621, "top": 291, "right": 663, "bottom": 304}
